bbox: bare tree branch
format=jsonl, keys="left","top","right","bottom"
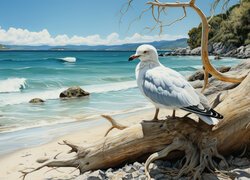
{"left": 189, "top": 2, "right": 245, "bottom": 89}
{"left": 127, "top": 6, "right": 152, "bottom": 32}
{"left": 189, "top": 0, "right": 196, "bottom": 5}
{"left": 144, "top": 1, "right": 188, "bottom": 34}
{"left": 146, "top": 1, "right": 190, "bottom": 8}
{"left": 101, "top": 115, "right": 128, "bottom": 137}
{"left": 209, "top": 0, "right": 230, "bottom": 22}
{"left": 119, "top": 0, "right": 134, "bottom": 25}
{"left": 163, "top": 7, "right": 187, "bottom": 27}
{"left": 120, "top": 0, "right": 134, "bottom": 15}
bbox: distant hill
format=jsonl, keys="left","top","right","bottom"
{"left": 1, "top": 38, "right": 187, "bottom": 51}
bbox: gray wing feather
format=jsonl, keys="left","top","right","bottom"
{"left": 142, "top": 66, "right": 200, "bottom": 108}
{"left": 195, "top": 91, "right": 211, "bottom": 109}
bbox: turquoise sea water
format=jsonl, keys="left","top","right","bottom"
{"left": 0, "top": 51, "right": 241, "bottom": 155}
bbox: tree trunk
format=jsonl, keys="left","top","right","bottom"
{"left": 21, "top": 73, "right": 250, "bottom": 179}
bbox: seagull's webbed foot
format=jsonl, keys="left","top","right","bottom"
{"left": 166, "top": 110, "right": 176, "bottom": 120}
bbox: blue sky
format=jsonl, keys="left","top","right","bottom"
{"left": 0, "top": 0, "right": 239, "bottom": 46}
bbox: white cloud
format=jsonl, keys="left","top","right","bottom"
{"left": 0, "top": 27, "right": 186, "bottom": 46}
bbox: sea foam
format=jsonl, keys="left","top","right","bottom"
{"left": 0, "top": 81, "right": 137, "bottom": 106}
{"left": 0, "top": 78, "right": 27, "bottom": 93}
{"left": 58, "top": 57, "right": 76, "bottom": 63}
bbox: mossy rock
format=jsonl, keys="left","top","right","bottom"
{"left": 59, "top": 86, "right": 90, "bottom": 99}
{"left": 29, "top": 98, "right": 45, "bottom": 104}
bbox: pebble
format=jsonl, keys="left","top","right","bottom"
{"left": 123, "top": 164, "right": 134, "bottom": 173}
{"left": 132, "top": 171, "right": 140, "bottom": 178}
{"left": 123, "top": 173, "right": 132, "bottom": 180}
{"left": 76, "top": 156, "right": 250, "bottom": 180}
{"left": 138, "top": 166, "right": 145, "bottom": 174}
{"left": 106, "top": 168, "right": 113, "bottom": 173}
{"left": 133, "top": 162, "right": 143, "bottom": 170}
{"left": 105, "top": 171, "right": 113, "bottom": 179}
{"left": 86, "top": 170, "right": 106, "bottom": 180}
{"left": 138, "top": 175, "right": 147, "bottom": 180}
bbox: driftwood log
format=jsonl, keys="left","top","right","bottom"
{"left": 21, "top": 73, "right": 250, "bottom": 179}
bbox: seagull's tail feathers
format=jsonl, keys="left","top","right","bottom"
{"left": 197, "top": 115, "right": 219, "bottom": 125}
{"left": 182, "top": 106, "right": 223, "bottom": 119}
{"left": 181, "top": 106, "right": 223, "bottom": 125}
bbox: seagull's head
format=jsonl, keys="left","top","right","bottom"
{"left": 128, "top": 44, "right": 159, "bottom": 62}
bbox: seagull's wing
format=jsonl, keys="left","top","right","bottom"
{"left": 142, "top": 66, "right": 200, "bottom": 108}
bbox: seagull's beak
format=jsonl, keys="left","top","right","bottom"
{"left": 128, "top": 54, "right": 140, "bottom": 61}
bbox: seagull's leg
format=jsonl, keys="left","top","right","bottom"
{"left": 143, "top": 108, "right": 159, "bottom": 122}
{"left": 153, "top": 108, "right": 159, "bottom": 121}
{"left": 166, "top": 109, "right": 175, "bottom": 119}
{"left": 172, "top": 110, "right": 176, "bottom": 118}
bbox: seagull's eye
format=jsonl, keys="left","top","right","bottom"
{"left": 143, "top": 51, "right": 147, "bottom": 54}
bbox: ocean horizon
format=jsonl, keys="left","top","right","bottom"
{"left": 0, "top": 51, "right": 241, "bottom": 155}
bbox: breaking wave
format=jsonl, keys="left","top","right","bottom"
{"left": 58, "top": 57, "right": 76, "bottom": 63}
{"left": 0, "top": 78, "right": 27, "bottom": 93}
{"left": 0, "top": 80, "right": 137, "bottom": 106}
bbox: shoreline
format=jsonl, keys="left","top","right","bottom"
{"left": 162, "top": 43, "right": 250, "bottom": 59}
{"left": 0, "top": 105, "right": 154, "bottom": 157}
{"left": 0, "top": 117, "right": 104, "bottom": 157}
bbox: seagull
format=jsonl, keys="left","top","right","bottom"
{"left": 128, "top": 44, "right": 223, "bottom": 125}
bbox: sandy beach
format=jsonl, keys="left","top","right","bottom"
{"left": 0, "top": 108, "right": 193, "bottom": 180}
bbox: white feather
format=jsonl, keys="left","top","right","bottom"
{"left": 197, "top": 115, "right": 219, "bottom": 125}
